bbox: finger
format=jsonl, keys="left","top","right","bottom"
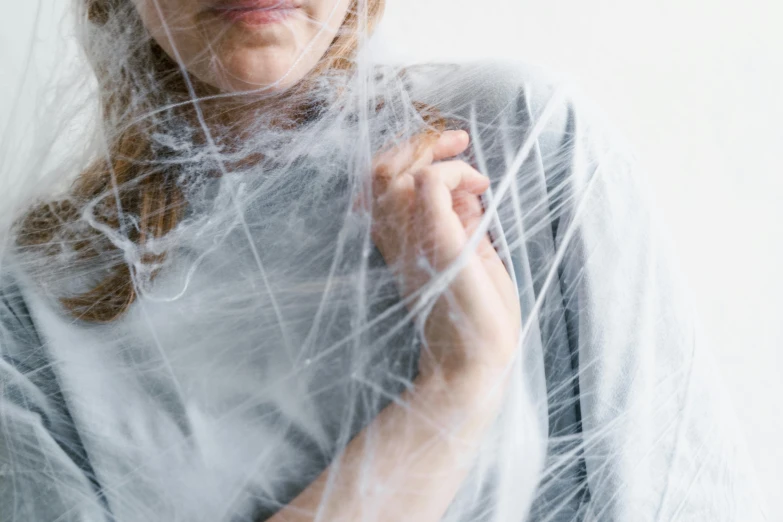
{"left": 413, "top": 169, "right": 467, "bottom": 269}
{"left": 414, "top": 171, "right": 501, "bottom": 313}
{"left": 431, "top": 130, "right": 470, "bottom": 162}
{"left": 451, "top": 192, "right": 502, "bottom": 267}
{"left": 373, "top": 138, "right": 423, "bottom": 179}
{"left": 372, "top": 130, "right": 469, "bottom": 194}
{"left": 414, "top": 161, "right": 490, "bottom": 194}
{"left": 415, "top": 164, "right": 508, "bottom": 296}
{"left": 372, "top": 140, "right": 426, "bottom": 200}
{"left": 406, "top": 130, "right": 469, "bottom": 170}
{"left": 410, "top": 161, "right": 489, "bottom": 267}
{"left": 452, "top": 192, "right": 484, "bottom": 233}
{"left": 373, "top": 132, "right": 442, "bottom": 181}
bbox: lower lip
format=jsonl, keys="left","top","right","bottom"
{"left": 214, "top": 7, "right": 296, "bottom": 25}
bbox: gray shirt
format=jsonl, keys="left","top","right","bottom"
{"left": 0, "top": 62, "right": 763, "bottom": 521}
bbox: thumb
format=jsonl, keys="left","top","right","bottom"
{"left": 431, "top": 130, "right": 470, "bottom": 162}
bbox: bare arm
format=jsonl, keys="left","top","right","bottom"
{"left": 269, "top": 370, "right": 506, "bottom": 522}
{"left": 270, "top": 130, "right": 520, "bottom": 521}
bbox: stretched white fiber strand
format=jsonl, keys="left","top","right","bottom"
{"left": 0, "top": 1, "right": 770, "bottom": 521}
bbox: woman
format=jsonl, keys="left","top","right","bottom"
{"left": 0, "top": 0, "right": 760, "bottom": 521}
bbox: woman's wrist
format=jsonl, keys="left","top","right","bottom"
{"left": 413, "top": 363, "right": 509, "bottom": 413}
{"left": 420, "top": 297, "right": 522, "bottom": 385}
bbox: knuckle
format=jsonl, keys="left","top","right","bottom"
{"left": 373, "top": 161, "right": 394, "bottom": 180}
{"left": 415, "top": 166, "right": 439, "bottom": 184}
{"left": 389, "top": 173, "right": 413, "bottom": 192}
{"left": 453, "top": 160, "right": 477, "bottom": 174}
{"left": 456, "top": 159, "right": 472, "bottom": 168}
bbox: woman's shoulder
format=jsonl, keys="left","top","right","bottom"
{"left": 406, "top": 60, "right": 626, "bottom": 132}
{"left": 403, "top": 61, "right": 562, "bottom": 102}
{"left": 404, "top": 62, "right": 567, "bottom": 119}
{"left": 400, "top": 61, "right": 604, "bottom": 159}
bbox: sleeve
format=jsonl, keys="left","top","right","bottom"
{"left": 0, "top": 278, "right": 109, "bottom": 522}
{"left": 534, "top": 85, "right": 768, "bottom": 520}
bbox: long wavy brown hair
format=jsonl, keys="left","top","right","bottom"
{"left": 17, "top": 0, "right": 442, "bottom": 324}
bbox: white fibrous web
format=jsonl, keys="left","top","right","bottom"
{"left": 0, "top": 1, "right": 762, "bottom": 521}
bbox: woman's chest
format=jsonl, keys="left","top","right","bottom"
{"left": 40, "top": 226, "right": 420, "bottom": 519}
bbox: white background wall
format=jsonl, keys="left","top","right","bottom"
{"left": 3, "top": 0, "right": 781, "bottom": 516}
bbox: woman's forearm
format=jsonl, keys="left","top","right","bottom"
{"left": 268, "top": 369, "right": 507, "bottom": 522}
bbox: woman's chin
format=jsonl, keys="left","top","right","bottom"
{"left": 213, "top": 76, "right": 296, "bottom": 96}
{"left": 205, "top": 55, "right": 313, "bottom": 95}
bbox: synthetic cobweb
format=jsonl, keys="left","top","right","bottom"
{"left": 0, "top": 1, "right": 763, "bottom": 521}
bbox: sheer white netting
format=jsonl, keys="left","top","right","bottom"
{"left": 0, "top": 1, "right": 763, "bottom": 521}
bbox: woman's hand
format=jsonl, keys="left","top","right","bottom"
{"left": 370, "top": 130, "right": 522, "bottom": 382}
{"left": 269, "top": 131, "right": 521, "bottom": 522}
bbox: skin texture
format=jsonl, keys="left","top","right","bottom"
{"left": 133, "top": 4, "right": 522, "bottom": 519}
{"left": 370, "top": 131, "right": 521, "bottom": 380}
{"left": 268, "top": 133, "right": 522, "bottom": 521}
{"left": 131, "top": 0, "right": 353, "bottom": 92}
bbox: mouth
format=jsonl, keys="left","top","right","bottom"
{"left": 210, "top": 0, "right": 300, "bottom": 25}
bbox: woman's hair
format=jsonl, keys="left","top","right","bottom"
{"left": 16, "top": 0, "right": 396, "bottom": 323}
